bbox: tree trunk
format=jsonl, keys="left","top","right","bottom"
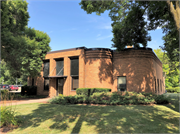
{"left": 167, "top": 0, "right": 180, "bottom": 32}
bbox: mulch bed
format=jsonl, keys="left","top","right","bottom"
{"left": 0, "top": 125, "right": 18, "bottom": 134}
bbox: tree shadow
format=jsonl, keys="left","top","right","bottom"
{"left": 81, "top": 49, "right": 162, "bottom": 94}
{"left": 15, "top": 103, "right": 179, "bottom": 133}
{"left": 163, "top": 93, "right": 180, "bottom": 112}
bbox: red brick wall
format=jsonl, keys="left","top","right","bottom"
{"left": 28, "top": 48, "right": 164, "bottom": 97}
{"left": 113, "top": 50, "right": 164, "bottom": 94}
{"left": 45, "top": 49, "right": 85, "bottom": 97}
{"left": 85, "top": 50, "right": 113, "bottom": 89}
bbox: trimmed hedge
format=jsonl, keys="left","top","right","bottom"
{"left": 76, "top": 88, "right": 111, "bottom": 96}
{"left": 166, "top": 87, "right": 180, "bottom": 93}
{"left": 49, "top": 91, "right": 169, "bottom": 105}
{"left": 21, "top": 86, "right": 37, "bottom": 96}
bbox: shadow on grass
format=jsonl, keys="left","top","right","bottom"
{"left": 163, "top": 93, "right": 180, "bottom": 113}
{"left": 15, "top": 103, "right": 180, "bottom": 133}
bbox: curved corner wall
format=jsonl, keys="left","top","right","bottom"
{"left": 112, "top": 49, "right": 164, "bottom": 94}
{"left": 84, "top": 49, "right": 113, "bottom": 89}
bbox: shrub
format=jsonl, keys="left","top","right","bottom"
{"left": 1, "top": 89, "right": 9, "bottom": 95}
{"left": 0, "top": 92, "right": 21, "bottom": 127}
{"left": 0, "top": 106, "right": 20, "bottom": 127}
{"left": 91, "top": 92, "right": 111, "bottom": 104}
{"left": 166, "top": 87, "right": 180, "bottom": 93}
{"left": 66, "top": 95, "right": 78, "bottom": 104}
{"left": 1, "top": 90, "right": 16, "bottom": 101}
{"left": 48, "top": 96, "right": 66, "bottom": 104}
{"left": 48, "top": 91, "right": 169, "bottom": 105}
{"left": 76, "top": 95, "right": 86, "bottom": 103}
{"left": 76, "top": 88, "right": 111, "bottom": 96}
{"left": 155, "top": 95, "right": 170, "bottom": 104}
{"left": 21, "top": 86, "right": 37, "bottom": 96}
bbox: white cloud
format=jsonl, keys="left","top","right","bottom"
{"left": 96, "top": 34, "right": 113, "bottom": 40}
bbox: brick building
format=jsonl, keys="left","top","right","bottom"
{"left": 28, "top": 47, "right": 165, "bottom": 97}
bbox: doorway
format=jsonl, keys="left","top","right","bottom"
{"left": 56, "top": 78, "right": 64, "bottom": 96}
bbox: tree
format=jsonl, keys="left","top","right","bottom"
{"left": 79, "top": 0, "right": 179, "bottom": 60}
{"left": 166, "top": 0, "right": 180, "bottom": 31}
{"left": 112, "top": 4, "right": 151, "bottom": 50}
{"left": 0, "top": 60, "right": 27, "bottom": 85}
{"left": 1, "top": 0, "right": 51, "bottom": 78}
{"left": 154, "top": 49, "right": 179, "bottom": 88}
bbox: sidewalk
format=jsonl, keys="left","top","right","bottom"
{"left": 0, "top": 97, "right": 51, "bottom": 106}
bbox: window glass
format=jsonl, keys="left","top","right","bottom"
{"left": 157, "top": 79, "right": 159, "bottom": 93}
{"left": 72, "top": 77, "right": 79, "bottom": 90}
{"left": 44, "top": 78, "right": 49, "bottom": 91}
{"left": 154, "top": 77, "right": 156, "bottom": 93}
{"left": 43, "top": 62, "right": 49, "bottom": 77}
{"left": 117, "top": 77, "right": 126, "bottom": 91}
{"left": 56, "top": 60, "right": 64, "bottom": 75}
{"left": 71, "top": 58, "right": 79, "bottom": 75}
{"left": 32, "top": 78, "right": 34, "bottom": 86}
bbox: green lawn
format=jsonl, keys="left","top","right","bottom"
{"left": 7, "top": 101, "right": 179, "bottom": 134}
{"left": 163, "top": 93, "right": 180, "bottom": 113}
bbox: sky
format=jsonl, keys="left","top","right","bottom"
{"left": 27, "top": 0, "right": 166, "bottom": 52}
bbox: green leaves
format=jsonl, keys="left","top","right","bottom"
{"left": 154, "top": 49, "right": 179, "bottom": 88}
{"left": 1, "top": 0, "right": 51, "bottom": 79}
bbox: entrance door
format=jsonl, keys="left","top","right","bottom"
{"left": 56, "top": 78, "right": 64, "bottom": 96}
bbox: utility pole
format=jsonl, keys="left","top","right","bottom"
{"left": 16, "top": 78, "right": 17, "bottom": 85}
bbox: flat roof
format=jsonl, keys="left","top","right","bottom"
{"left": 47, "top": 75, "right": 67, "bottom": 78}
{"left": 47, "top": 47, "right": 153, "bottom": 54}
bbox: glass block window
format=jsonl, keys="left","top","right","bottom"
{"left": 157, "top": 79, "right": 159, "bottom": 93}
{"left": 43, "top": 61, "right": 49, "bottom": 77}
{"left": 117, "top": 76, "right": 126, "bottom": 91}
{"left": 56, "top": 60, "right": 64, "bottom": 76}
{"left": 72, "top": 76, "right": 79, "bottom": 90}
{"left": 71, "top": 58, "right": 79, "bottom": 76}
{"left": 44, "top": 78, "right": 49, "bottom": 91}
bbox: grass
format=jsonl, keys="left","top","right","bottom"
{"left": 163, "top": 93, "right": 180, "bottom": 113}
{"left": 6, "top": 100, "right": 179, "bottom": 133}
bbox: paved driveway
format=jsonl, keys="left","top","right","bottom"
{"left": 0, "top": 97, "right": 51, "bottom": 106}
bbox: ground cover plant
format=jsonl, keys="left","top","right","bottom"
{"left": 5, "top": 102, "right": 179, "bottom": 134}
{"left": 0, "top": 90, "right": 22, "bottom": 128}
{"left": 48, "top": 91, "right": 170, "bottom": 105}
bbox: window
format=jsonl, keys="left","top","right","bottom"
{"left": 71, "top": 58, "right": 79, "bottom": 76}
{"left": 160, "top": 79, "right": 162, "bottom": 92}
{"left": 117, "top": 76, "right": 126, "bottom": 91}
{"left": 44, "top": 78, "right": 49, "bottom": 91}
{"left": 72, "top": 76, "right": 79, "bottom": 90}
{"left": 43, "top": 61, "right": 49, "bottom": 77}
{"left": 56, "top": 59, "right": 64, "bottom": 76}
{"left": 154, "top": 77, "right": 157, "bottom": 93}
{"left": 157, "top": 79, "right": 159, "bottom": 93}
{"left": 70, "top": 57, "right": 79, "bottom": 90}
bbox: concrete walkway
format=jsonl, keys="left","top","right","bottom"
{"left": 0, "top": 97, "right": 51, "bottom": 106}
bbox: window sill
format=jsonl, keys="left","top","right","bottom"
{"left": 71, "top": 90, "right": 76, "bottom": 92}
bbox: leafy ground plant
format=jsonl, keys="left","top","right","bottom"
{"left": 0, "top": 90, "right": 21, "bottom": 128}
{"left": 49, "top": 92, "right": 169, "bottom": 105}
